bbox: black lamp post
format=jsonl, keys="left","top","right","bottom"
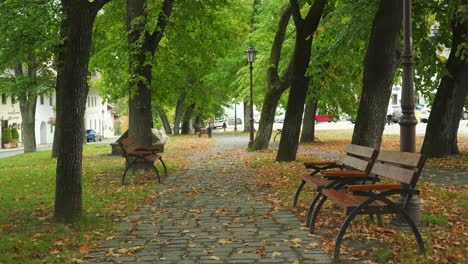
{"left": 246, "top": 46, "right": 256, "bottom": 148}
{"left": 398, "top": 0, "right": 421, "bottom": 224}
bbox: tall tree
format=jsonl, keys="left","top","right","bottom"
{"left": 276, "top": 0, "right": 327, "bottom": 161}
{"left": 351, "top": 0, "right": 403, "bottom": 149}
{"left": 126, "top": 0, "right": 174, "bottom": 147}
{"left": 0, "top": 0, "right": 59, "bottom": 153}
{"left": 251, "top": 4, "right": 292, "bottom": 150}
{"left": 422, "top": 0, "right": 468, "bottom": 157}
{"left": 300, "top": 90, "right": 318, "bottom": 142}
{"left": 54, "top": 0, "right": 111, "bottom": 223}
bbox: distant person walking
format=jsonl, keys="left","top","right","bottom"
{"left": 387, "top": 104, "right": 393, "bottom": 125}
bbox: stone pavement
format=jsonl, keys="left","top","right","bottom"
{"left": 88, "top": 134, "right": 332, "bottom": 263}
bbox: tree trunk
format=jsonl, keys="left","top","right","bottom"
{"left": 126, "top": 0, "right": 174, "bottom": 147}
{"left": 54, "top": 0, "right": 106, "bottom": 223}
{"left": 276, "top": 0, "right": 327, "bottom": 161}
{"left": 173, "top": 93, "right": 185, "bottom": 135}
{"left": 351, "top": 0, "right": 402, "bottom": 149}
{"left": 300, "top": 94, "right": 318, "bottom": 143}
{"left": 13, "top": 64, "right": 37, "bottom": 153}
{"left": 243, "top": 100, "right": 250, "bottom": 133}
{"left": 157, "top": 106, "right": 172, "bottom": 134}
{"left": 251, "top": 5, "right": 292, "bottom": 150}
{"left": 421, "top": 16, "right": 468, "bottom": 157}
{"left": 126, "top": 0, "right": 153, "bottom": 147}
{"left": 181, "top": 103, "right": 195, "bottom": 134}
{"left": 252, "top": 88, "right": 283, "bottom": 149}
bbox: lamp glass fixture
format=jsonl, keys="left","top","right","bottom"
{"left": 246, "top": 46, "right": 256, "bottom": 63}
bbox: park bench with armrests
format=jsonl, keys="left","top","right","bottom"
{"left": 118, "top": 137, "right": 168, "bottom": 185}
{"left": 308, "top": 150, "right": 426, "bottom": 261}
{"left": 193, "top": 124, "right": 210, "bottom": 137}
{"left": 293, "top": 144, "right": 378, "bottom": 227}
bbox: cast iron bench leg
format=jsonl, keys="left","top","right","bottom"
{"left": 309, "top": 195, "right": 327, "bottom": 233}
{"left": 293, "top": 180, "right": 306, "bottom": 207}
{"left": 159, "top": 157, "right": 168, "bottom": 177}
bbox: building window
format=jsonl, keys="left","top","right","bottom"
{"left": 11, "top": 97, "right": 16, "bottom": 104}
{"left": 90, "top": 120, "right": 92, "bottom": 129}
{"left": 1, "top": 94, "right": 6, "bottom": 104}
{"left": 87, "top": 97, "right": 90, "bottom": 107}
{"left": 50, "top": 124, "right": 54, "bottom": 133}
{"left": 40, "top": 95, "right": 44, "bottom": 105}
{"left": 49, "top": 96, "right": 53, "bottom": 106}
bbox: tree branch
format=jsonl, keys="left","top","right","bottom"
{"left": 90, "top": 0, "right": 112, "bottom": 13}
{"left": 268, "top": 5, "right": 292, "bottom": 76}
{"left": 289, "top": 0, "right": 303, "bottom": 26}
{"left": 304, "top": 0, "right": 327, "bottom": 37}
{"left": 148, "top": 0, "right": 174, "bottom": 54}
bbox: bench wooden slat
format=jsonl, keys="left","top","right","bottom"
{"left": 346, "top": 183, "right": 402, "bottom": 191}
{"left": 376, "top": 150, "right": 424, "bottom": 167}
{"left": 300, "top": 175, "right": 331, "bottom": 190}
{"left": 341, "top": 155, "right": 372, "bottom": 172}
{"left": 371, "top": 162, "right": 417, "bottom": 185}
{"left": 323, "top": 170, "right": 367, "bottom": 177}
{"left": 345, "top": 144, "right": 377, "bottom": 158}
{"left": 304, "top": 161, "right": 338, "bottom": 167}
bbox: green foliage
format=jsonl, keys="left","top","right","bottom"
{"left": 422, "top": 213, "right": 449, "bottom": 225}
{"left": 2, "top": 128, "right": 12, "bottom": 144}
{"left": 11, "top": 128, "right": 19, "bottom": 140}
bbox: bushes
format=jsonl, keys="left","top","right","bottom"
{"left": 2, "top": 128, "right": 12, "bottom": 144}
{"left": 11, "top": 128, "right": 19, "bottom": 140}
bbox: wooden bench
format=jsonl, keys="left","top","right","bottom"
{"left": 193, "top": 124, "right": 210, "bottom": 137}
{"left": 293, "top": 144, "right": 377, "bottom": 205}
{"left": 118, "top": 137, "right": 168, "bottom": 185}
{"left": 273, "top": 129, "right": 282, "bottom": 142}
{"left": 308, "top": 150, "right": 426, "bottom": 261}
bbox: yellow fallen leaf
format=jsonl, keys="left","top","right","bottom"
{"left": 209, "top": 256, "right": 220, "bottom": 260}
{"left": 272, "top": 252, "right": 282, "bottom": 257}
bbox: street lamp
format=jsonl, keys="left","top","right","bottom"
{"left": 246, "top": 46, "right": 256, "bottom": 148}
{"left": 398, "top": 0, "right": 421, "bottom": 225}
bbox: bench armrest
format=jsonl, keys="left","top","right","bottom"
{"left": 346, "top": 183, "right": 402, "bottom": 191}
{"left": 136, "top": 145, "right": 163, "bottom": 152}
{"left": 127, "top": 150, "right": 153, "bottom": 157}
{"left": 304, "top": 161, "right": 339, "bottom": 168}
{"left": 323, "top": 170, "right": 367, "bottom": 178}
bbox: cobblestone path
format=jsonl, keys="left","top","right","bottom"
{"left": 88, "top": 134, "right": 332, "bottom": 263}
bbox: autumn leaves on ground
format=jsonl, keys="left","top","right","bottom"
{"left": 0, "top": 132, "right": 466, "bottom": 263}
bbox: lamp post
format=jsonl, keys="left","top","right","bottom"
{"left": 398, "top": 0, "right": 421, "bottom": 225}
{"left": 246, "top": 46, "right": 256, "bottom": 148}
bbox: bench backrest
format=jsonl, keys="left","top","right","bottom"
{"left": 119, "top": 137, "right": 139, "bottom": 157}
{"left": 370, "top": 150, "right": 426, "bottom": 186}
{"left": 341, "top": 144, "right": 378, "bottom": 173}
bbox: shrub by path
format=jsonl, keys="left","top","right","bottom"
{"left": 87, "top": 134, "right": 331, "bottom": 263}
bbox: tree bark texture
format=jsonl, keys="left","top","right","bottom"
{"left": 351, "top": 0, "right": 402, "bottom": 149}
{"left": 157, "top": 106, "right": 172, "bottom": 134}
{"left": 243, "top": 100, "right": 251, "bottom": 133}
{"left": 276, "top": 0, "right": 327, "bottom": 161}
{"left": 54, "top": 0, "right": 108, "bottom": 223}
{"left": 13, "top": 64, "right": 37, "bottom": 153}
{"left": 421, "top": 15, "right": 468, "bottom": 157}
{"left": 126, "top": 0, "right": 174, "bottom": 147}
{"left": 173, "top": 93, "right": 185, "bottom": 135}
{"left": 252, "top": 5, "right": 292, "bottom": 150}
{"left": 181, "top": 103, "right": 195, "bottom": 134}
{"left": 300, "top": 94, "right": 318, "bottom": 143}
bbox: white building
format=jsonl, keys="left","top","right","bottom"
{"left": 0, "top": 87, "right": 115, "bottom": 149}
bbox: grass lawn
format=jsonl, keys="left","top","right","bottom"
{"left": 245, "top": 130, "right": 467, "bottom": 263}
{"left": 0, "top": 135, "right": 213, "bottom": 263}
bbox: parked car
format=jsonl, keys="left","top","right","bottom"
{"left": 462, "top": 107, "right": 468, "bottom": 120}
{"left": 86, "top": 129, "right": 102, "bottom": 142}
{"left": 212, "top": 118, "right": 226, "bottom": 129}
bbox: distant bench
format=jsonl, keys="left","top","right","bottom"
{"left": 273, "top": 129, "right": 282, "bottom": 142}
{"left": 193, "top": 124, "right": 211, "bottom": 138}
